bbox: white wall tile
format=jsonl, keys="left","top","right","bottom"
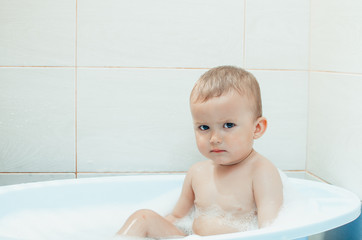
{"left": 308, "top": 72, "right": 362, "bottom": 199}
{"left": 310, "top": 0, "right": 362, "bottom": 73}
{"left": 0, "top": 173, "right": 75, "bottom": 186}
{"left": 78, "top": 69, "right": 308, "bottom": 172}
{"left": 251, "top": 70, "right": 308, "bottom": 170}
{"left": 245, "top": 0, "right": 309, "bottom": 70}
{"left": 0, "top": 68, "right": 75, "bottom": 172}
{"left": 77, "top": 0, "right": 244, "bottom": 68}
{"left": 0, "top": 0, "right": 75, "bottom": 66}
{"left": 77, "top": 68, "right": 205, "bottom": 172}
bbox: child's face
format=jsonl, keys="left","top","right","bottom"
{"left": 190, "top": 91, "right": 257, "bottom": 166}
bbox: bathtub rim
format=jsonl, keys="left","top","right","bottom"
{"left": 0, "top": 174, "right": 360, "bottom": 240}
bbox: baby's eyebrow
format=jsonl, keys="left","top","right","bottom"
{"left": 219, "top": 119, "right": 235, "bottom": 123}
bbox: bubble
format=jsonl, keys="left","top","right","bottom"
{"left": 0, "top": 172, "right": 317, "bottom": 240}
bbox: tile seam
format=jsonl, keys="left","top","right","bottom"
{"left": 0, "top": 66, "right": 360, "bottom": 76}
{"left": 75, "top": 0, "right": 78, "bottom": 179}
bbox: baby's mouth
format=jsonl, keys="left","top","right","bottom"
{"left": 210, "top": 149, "right": 226, "bottom": 153}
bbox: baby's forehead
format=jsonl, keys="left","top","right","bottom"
{"left": 191, "top": 91, "right": 253, "bottom": 106}
{"left": 191, "top": 92, "right": 255, "bottom": 117}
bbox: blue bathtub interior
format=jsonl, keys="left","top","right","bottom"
{"left": 309, "top": 205, "right": 362, "bottom": 240}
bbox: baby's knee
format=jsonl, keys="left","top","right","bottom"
{"left": 118, "top": 209, "right": 158, "bottom": 236}
{"left": 132, "top": 209, "right": 158, "bottom": 222}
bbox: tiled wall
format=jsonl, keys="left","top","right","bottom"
{"left": 307, "top": 0, "right": 362, "bottom": 199}
{"left": 0, "top": 1, "right": 317, "bottom": 185}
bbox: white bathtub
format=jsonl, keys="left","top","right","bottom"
{"left": 0, "top": 174, "right": 360, "bottom": 240}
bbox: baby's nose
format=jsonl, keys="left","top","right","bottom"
{"left": 210, "top": 131, "right": 222, "bottom": 144}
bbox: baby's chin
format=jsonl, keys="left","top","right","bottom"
{"left": 219, "top": 160, "right": 244, "bottom": 166}
{"left": 210, "top": 157, "right": 243, "bottom": 166}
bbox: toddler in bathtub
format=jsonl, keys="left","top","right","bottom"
{"left": 117, "top": 66, "right": 283, "bottom": 238}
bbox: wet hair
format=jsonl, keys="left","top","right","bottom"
{"left": 190, "top": 66, "right": 262, "bottom": 119}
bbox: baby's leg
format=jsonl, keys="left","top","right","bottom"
{"left": 117, "top": 209, "right": 186, "bottom": 239}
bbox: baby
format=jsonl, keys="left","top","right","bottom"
{"left": 117, "top": 66, "right": 283, "bottom": 238}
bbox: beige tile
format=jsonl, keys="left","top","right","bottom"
{"left": 0, "top": 0, "right": 76, "bottom": 66}
{"left": 251, "top": 70, "right": 308, "bottom": 170}
{"left": 77, "top": 68, "right": 204, "bottom": 172}
{"left": 0, "top": 68, "right": 75, "bottom": 172}
{"left": 310, "top": 0, "right": 362, "bottom": 73}
{"left": 77, "top": 0, "right": 244, "bottom": 68}
{"left": 245, "top": 0, "right": 309, "bottom": 69}
{"left": 76, "top": 69, "right": 308, "bottom": 172}
{"left": 308, "top": 72, "right": 362, "bottom": 199}
{"left": 0, "top": 173, "right": 75, "bottom": 186}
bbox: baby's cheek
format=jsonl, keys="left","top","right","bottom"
{"left": 195, "top": 136, "right": 208, "bottom": 153}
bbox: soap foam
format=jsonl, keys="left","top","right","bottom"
{"left": 271, "top": 171, "right": 320, "bottom": 229}
{"left": 0, "top": 189, "right": 178, "bottom": 240}
{"left": 0, "top": 174, "right": 318, "bottom": 240}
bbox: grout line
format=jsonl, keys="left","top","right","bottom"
{"left": 306, "top": 0, "right": 312, "bottom": 172}
{"left": 0, "top": 66, "right": 207, "bottom": 70}
{"left": 5, "top": 170, "right": 320, "bottom": 174}
{"left": 75, "top": 0, "right": 78, "bottom": 179}
{"left": 309, "top": 69, "right": 362, "bottom": 76}
{"left": 305, "top": 170, "right": 330, "bottom": 183}
{"left": 0, "top": 66, "right": 75, "bottom": 68}
{"left": 0, "top": 171, "right": 187, "bottom": 174}
{"left": 1, "top": 170, "right": 331, "bottom": 181}
{"left": 243, "top": 0, "right": 247, "bottom": 68}
{"left": 75, "top": 66, "right": 210, "bottom": 70}
{"left": 282, "top": 170, "right": 306, "bottom": 172}
{"left": 0, "top": 65, "right": 361, "bottom": 76}
{"left": 247, "top": 68, "right": 310, "bottom": 72}
{"left": 0, "top": 172, "right": 77, "bottom": 174}
{"left": 77, "top": 171, "right": 187, "bottom": 174}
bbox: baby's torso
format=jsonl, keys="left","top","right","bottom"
{"left": 190, "top": 160, "right": 258, "bottom": 235}
{"left": 192, "top": 205, "right": 258, "bottom": 235}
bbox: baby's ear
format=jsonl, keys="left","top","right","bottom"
{"left": 253, "top": 117, "right": 267, "bottom": 139}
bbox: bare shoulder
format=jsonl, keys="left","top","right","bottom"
{"left": 188, "top": 160, "right": 212, "bottom": 174}
{"left": 250, "top": 153, "right": 282, "bottom": 191}
{"left": 251, "top": 153, "right": 280, "bottom": 177}
{"left": 186, "top": 160, "right": 213, "bottom": 183}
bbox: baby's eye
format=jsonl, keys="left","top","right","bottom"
{"left": 199, "top": 125, "right": 210, "bottom": 131}
{"left": 223, "top": 123, "right": 235, "bottom": 129}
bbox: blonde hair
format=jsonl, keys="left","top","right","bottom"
{"left": 190, "top": 66, "right": 262, "bottom": 119}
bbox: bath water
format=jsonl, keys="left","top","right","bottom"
{"left": 0, "top": 188, "right": 179, "bottom": 240}
{"left": 0, "top": 174, "right": 321, "bottom": 240}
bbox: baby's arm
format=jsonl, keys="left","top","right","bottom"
{"left": 253, "top": 160, "right": 283, "bottom": 228}
{"left": 166, "top": 167, "right": 195, "bottom": 223}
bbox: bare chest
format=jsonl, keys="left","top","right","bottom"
{"left": 192, "top": 171, "right": 255, "bottom": 213}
